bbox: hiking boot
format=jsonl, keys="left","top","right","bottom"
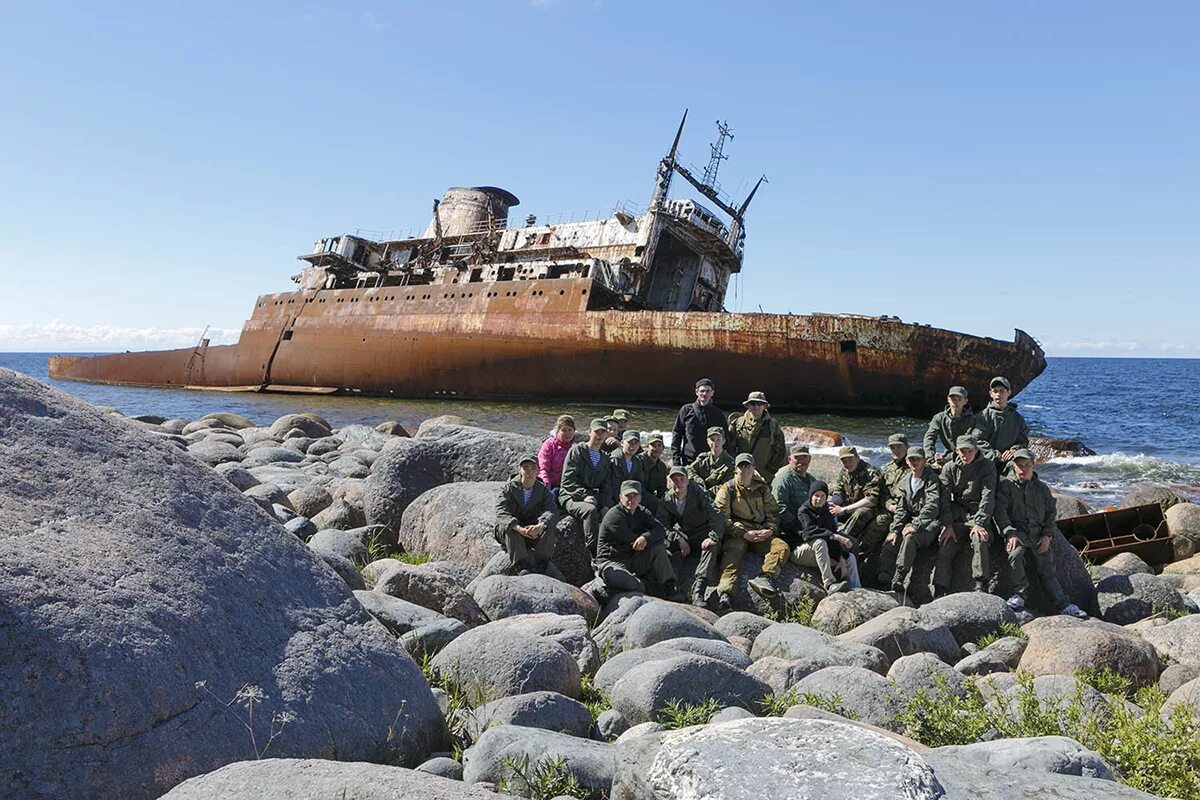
{"left": 1060, "top": 603, "right": 1089, "bottom": 619}
{"left": 931, "top": 584, "right": 951, "bottom": 599}
{"left": 1005, "top": 593, "right": 1026, "bottom": 611}
{"left": 690, "top": 581, "right": 709, "bottom": 607}
{"left": 973, "top": 581, "right": 987, "bottom": 593}
{"left": 890, "top": 580, "right": 906, "bottom": 595}
{"left": 826, "top": 580, "right": 850, "bottom": 594}
{"left": 748, "top": 575, "right": 779, "bottom": 597}
{"left": 717, "top": 593, "right": 734, "bottom": 613}
{"left": 582, "top": 577, "right": 610, "bottom": 607}
{"left": 663, "top": 581, "right": 687, "bottom": 604}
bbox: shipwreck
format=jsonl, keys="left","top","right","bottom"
{"left": 50, "top": 113, "right": 1046, "bottom": 414}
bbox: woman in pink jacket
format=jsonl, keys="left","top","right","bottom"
{"left": 538, "top": 414, "right": 577, "bottom": 498}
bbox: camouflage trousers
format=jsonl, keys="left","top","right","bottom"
{"left": 876, "top": 526, "right": 957, "bottom": 590}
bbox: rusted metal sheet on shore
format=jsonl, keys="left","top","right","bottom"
{"left": 48, "top": 278, "right": 1045, "bottom": 415}
{"left": 1058, "top": 503, "right": 1175, "bottom": 566}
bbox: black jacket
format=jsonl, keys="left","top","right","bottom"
{"left": 670, "top": 401, "right": 727, "bottom": 466}
{"left": 596, "top": 503, "right": 666, "bottom": 564}
{"left": 656, "top": 480, "right": 725, "bottom": 543}
{"left": 795, "top": 501, "right": 838, "bottom": 544}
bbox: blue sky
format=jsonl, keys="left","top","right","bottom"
{"left": 1, "top": 1, "right": 1196, "bottom": 355}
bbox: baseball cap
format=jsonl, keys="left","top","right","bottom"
{"left": 620, "top": 480, "right": 643, "bottom": 496}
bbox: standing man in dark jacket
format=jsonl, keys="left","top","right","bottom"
{"left": 658, "top": 467, "right": 726, "bottom": 605}
{"left": 594, "top": 480, "right": 682, "bottom": 600}
{"left": 971, "top": 376, "right": 1031, "bottom": 467}
{"left": 561, "top": 418, "right": 619, "bottom": 555}
{"left": 877, "top": 447, "right": 952, "bottom": 598}
{"left": 995, "top": 449, "right": 1088, "bottom": 618}
{"left": 940, "top": 435, "right": 997, "bottom": 592}
{"left": 924, "top": 386, "right": 975, "bottom": 470}
{"left": 727, "top": 391, "right": 788, "bottom": 477}
{"left": 495, "top": 454, "right": 559, "bottom": 575}
{"left": 671, "top": 378, "right": 727, "bottom": 467}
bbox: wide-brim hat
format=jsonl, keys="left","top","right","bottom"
{"left": 743, "top": 391, "right": 770, "bottom": 407}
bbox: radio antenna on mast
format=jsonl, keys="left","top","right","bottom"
{"left": 702, "top": 120, "right": 734, "bottom": 191}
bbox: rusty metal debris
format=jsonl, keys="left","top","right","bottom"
{"left": 1058, "top": 503, "right": 1175, "bottom": 566}
{"left": 49, "top": 113, "right": 1047, "bottom": 414}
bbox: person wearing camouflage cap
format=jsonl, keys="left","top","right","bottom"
{"left": 994, "top": 449, "right": 1088, "bottom": 618}
{"left": 830, "top": 445, "right": 889, "bottom": 585}
{"left": 639, "top": 431, "right": 669, "bottom": 501}
{"left": 970, "top": 376, "right": 1031, "bottom": 467}
{"left": 657, "top": 466, "right": 726, "bottom": 606}
{"left": 610, "top": 430, "right": 656, "bottom": 513}
{"left": 774, "top": 446, "right": 852, "bottom": 593}
{"left": 495, "top": 454, "right": 560, "bottom": 575}
{"left": 670, "top": 378, "right": 727, "bottom": 467}
{"left": 938, "top": 435, "right": 998, "bottom": 592}
{"left": 600, "top": 409, "right": 634, "bottom": 453}
{"left": 713, "top": 453, "right": 788, "bottom": 608}
{"left": 727, "top": 391, "right": 788, "bottom": 477}
{"left": 687, "top": 426, "right": 736, "bottom": 493}
{"left": 592, "top": 480, "right": 683, "bottom": 602}
{"left": 560, "top": 418, "right": 620, "bottom": 555}
{"left": 881, "top": 433, "right": 911, "bottom": 519}
{"left": 876, "top": 447, "right": 954, "bottom": 599}
{"left": 924, "top": 386, "right": 975, "bottom": 470}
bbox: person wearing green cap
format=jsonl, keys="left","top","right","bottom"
{"left": 939, "top": 435, "right": 998, "bottom": 592}
{"left": 594, "top": 480, "right": 683, "bottom": 601}
{"left": 601, "top": 409, "right": 633, "bottom": 453}
{"left": 877, "top": 447, "right": 953, "bottom": 599}
{"left": 881, "top": 433, "right": 911, "bottom": 518}
{"left": 495, "top": 454, "right": 559, "bottom": 575}
{"left": 924, "top": 386, "right": 975, "bottom": 470}
{"left": 830, "top": 445, "right": 888, "bottom": 584}
{"left": 561, "top": 417, "right": 620, "bottom": 555}
{"left": 610, "top": 430, "right": 656, "bottom": 513}
{"left": 714, "top": 453, "right": 788, "bottom": 607}
{"left": 658, "top": 466, "right": 726, "bottom": 606}
{"left": 639, "top": 432, "right": 669, "bottom": 501}
{"left": 687, "top": 426, "right": 736, "bottom": 493}
{"left": 970, "top": 376, "right": 1030, "bottom": 467}
{"left": 994, "top": 450, "right": 1088, "bottom": 618}
{"left": 727, "top": 391, "right": 788, "bottom": 477}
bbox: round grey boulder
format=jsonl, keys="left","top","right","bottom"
{"left": 1141, "top": 614, "right": 1200, "bottom": 668}
{"left": 1019, "top": 616, "right": 1161, "bottom": 688}
{"left": 1121, "top": 484, "right": 1185, "bottom": 513}
{"left": 609, "top": 653, "right": 771, "bottom": 725}
{"left": 186, "top": 439, "right": 244, "bottom": 466}
{"left": 414, "top": 756, "right": 464, "bottom": 780}
{"left": 713, "top": 610, "right": 774, "bottom": 644}
{"left": 462, "top": 725, "right": 614, "bottom": 798}
{"left": 888, "top": 652, "right": 970, "bottom": 703}
{"left": 811, "top": 589, "right": 899, "bottom": 634}
{"left": 308, "top": 528, "right": 370, "bottom": 565}
{"left": 637, "top": 717, "right": 941, "bottom": 800}
{"left": 1096, "top": 572, "right": 1189, "bottom": 625}
{"left": 315, "top": 550, "right": 367, "bottom": 590}
{"left": 484, "top": 612, "right": 601, "bottom": 677}
{"left": 374, "top": 561, "right": 489, "bottom": 626}
{"left": 647, "top": 636, "right": 753, "bottom": 669}
{"left": 793, "top": 666, "right": 905, "bottom": 731}
{"left": 431, "top": 623, "right": 581, "bottom": 702}
{"left": 954, "top": 635, "right": 1027, "bottom": 676}
{"left": 472, "top": 573, "right": 600, "bottom": 625}
{"left": 596, "top": 708, "right": 630, "bottom": 741}
{"left": 1101, "top": 552, "right": 1154, "bottom": 576}
{"left": 622, "top": 600, "right": 725, "bottom": 650}
{"left": 838, "top": 606, "right": 962, "bottom": 664}
{"left": 213, "top": 462, "right": 260, "bottom": 490}
{"left": 920, "top": 591, "right": 1018, "bottom": 647}
{"left": 458, "top": 691, "right": 594, "bottom": 740}
{"left": 751, "top": 622, "right": 890, "bottom": 673}
{"left": 269, "top": 413, "right": 332, "bottom": 439}
{"left": 288, "top": 484, "right": 333, "bottom": 518}
{"left": 1162, "top": 676, "right": 1200, "bottom": 724}
{"left": 1159, "top": 663, "right": 1199, "bottom": 695}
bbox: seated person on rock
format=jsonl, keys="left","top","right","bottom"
{"left": 687, "top": 426, "right": 736, "bottom": 495}
{"left": 793, "top": 479, "right": 861, "bottom": 593}
{"left": 924, "top": 385, "right": 975, "bottom": 471}
{"left": 657, "top": 466, "right": 726, "bottom": 606}
{"left": 939, "top": 435, "right": 997, "bottom": 592}
{"left": 714, "top": 453, "right": 790, "bottom": 609}
{"left": 994, "top": 448, "right": 1088, "bottom": 618}
{"left": 601, "top": 408, "right": 632, "bottom": 453}
{"left": 774, "top": 445, "right": 854, "bottom": 593}
{"left": 610, "top": 430, "right": 656, "bottom": 513}
{"left": 594, "top": 480, "right": 683, "bottom": 601}
{"left": 971, "top": 376, "right": 1031, "bottom": 470}
{"left": 877, "top": 447, "right": 953, "bottom": 600}
{"left": 830, "top": 446, "right": 888, "bottom": 584}
{"left": 727, "top": 391, "right": 788, "bottom": 477}
{"left": 537, "top": 414, "right": 577, "bottom": 501}
{"left": 495, "top": 454, "right": 559, "bottom": 575}
{"left": 639, "top": 432, "right": 669, "bottom": 501}
{"left": 881, "top": 433, "right": 911, "bottom": 520}
{"left": 560, "top": 417, "right": 620, "bottom": 555}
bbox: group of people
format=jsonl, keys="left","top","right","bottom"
{"left": 494, "top": 376, "right": 1088, "bottom": 619}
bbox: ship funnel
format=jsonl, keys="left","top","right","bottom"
{"left": 424, "top": 186, "right": 520, "bottom": 237}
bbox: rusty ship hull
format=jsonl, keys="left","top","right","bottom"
{"left": 49, "top": 276, "right": 1045, "bottom": 415}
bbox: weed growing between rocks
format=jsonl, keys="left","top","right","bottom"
{"left": 398, "top": 551, "right": 430, "bottom": 565}
{"left": 973, "top": 621, "right": 1028, "bottom": 650}
{"left": 657, "top": 698, "right": 723, "bottom": 729}
{"left": 578, "top": 674, "right": 611, "bottom": 722}
{"left": 1152, "top": 603, "right": 1191, "bottom": 621}
{"left": 794, "top": 692, "right": 858, "bottom": 720}
{"left": 419, "top": 652, "right": 487, "bottom": 760}
{"left": 1075, "top": 666, "right": 1133, "bottom": 698}
{"left": 194, "top": 681, "right": 296, "bottom": 760}
{"left": 898, "top": 672, "right": 1200, "bottom": 799}
{"left": 763, "top": 591, "right": 817, "bottom": 626}
{"left": 497, "top": 755, "right": 586, "bottom": 799}
{"left": 359, "top": 524, "right": 395, "bottom": 567}
{"left": 757, "top": 688, "right": 802, "bottom": 717}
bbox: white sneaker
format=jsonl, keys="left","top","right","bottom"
{"left": 1061, "top": 603, "right": 1089, "bottom": 619}
{"left": 1005, "top": 594, "right": 1026, "bottom": 611}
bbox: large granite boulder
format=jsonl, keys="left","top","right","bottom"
{"left": 751, "top": 622, "right": 890, "bottom": 673}
{"left": 713, "top": 610, "right": 775, "bottom": 644}
{"left": 792, "top": 665, "right": 905, "bottom": 730}
{"left": 430, "top": 622, "right": 580, "bottom": 702}
{"left": 1140, "top": 614, "right": 1200, "bottom": 668}
{"left": 458, "top": 691, "right": 594, "bottom": 740}
{"left": 1095, "top": 572, "right": 1190, "bottom": 625}
{"left": 472, "top": 573, "right": 599, "bottom": 624}
{"left": 159, "top": 758, "right": 508, "bottom": 799}
{"left": 364, "top": 425, "right": 542, "bottom": 536}
{"left": 1166, "top": 502, "right": 1200, "bottom": 553}
{"left": 372, "top": 561, "right": 488, "bottom": 626}
{"left": 0, "top": 369, "right": 441, "bottom": 800}
{"left": 463, "top": 726, "right": 615, "bottom": 799}
{"left": 608, "top": 653, "right": 771, "bottom": 725}
{"left": 811, "top": 589, "right": 899, "bottom": 634}
{"left": 931, "top": 735, "right": 1114, "bottom": 780}
{"left": 888, "top": 652, "right": 970, "bottom": 704}
{"left": 621, "top": 599, "right": 724, "bottom": 649}
{"left": 612, "top": 717, "right": 942, "bottom": 800}
{"left": 920, "top": 591, "right": 1018, "bottom": 647}
{"left": 1018, "top": 616, "right": 1160, "bottom": 688}
{"left": 1121, "top": 484, "right": 1185, "bottom": 513}
{"left": 923, "top": 750, "right": 1162, "bottom": 799}
{"left": 838, "top": 606, "right": 963, "bottom": 664}
{"left": 483, "top": 612, "right": 601, "bottom": 677}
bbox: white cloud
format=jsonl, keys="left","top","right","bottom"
{"left": 0, "top": 320, "right": 241, "bottom": 352}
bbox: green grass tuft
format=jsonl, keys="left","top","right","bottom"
{"left": 656, "top": 698, "right": 723, "bottom": 729}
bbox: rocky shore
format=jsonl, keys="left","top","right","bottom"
{"left": 3, "top": 366, "right": 1200, "bottom": 800}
